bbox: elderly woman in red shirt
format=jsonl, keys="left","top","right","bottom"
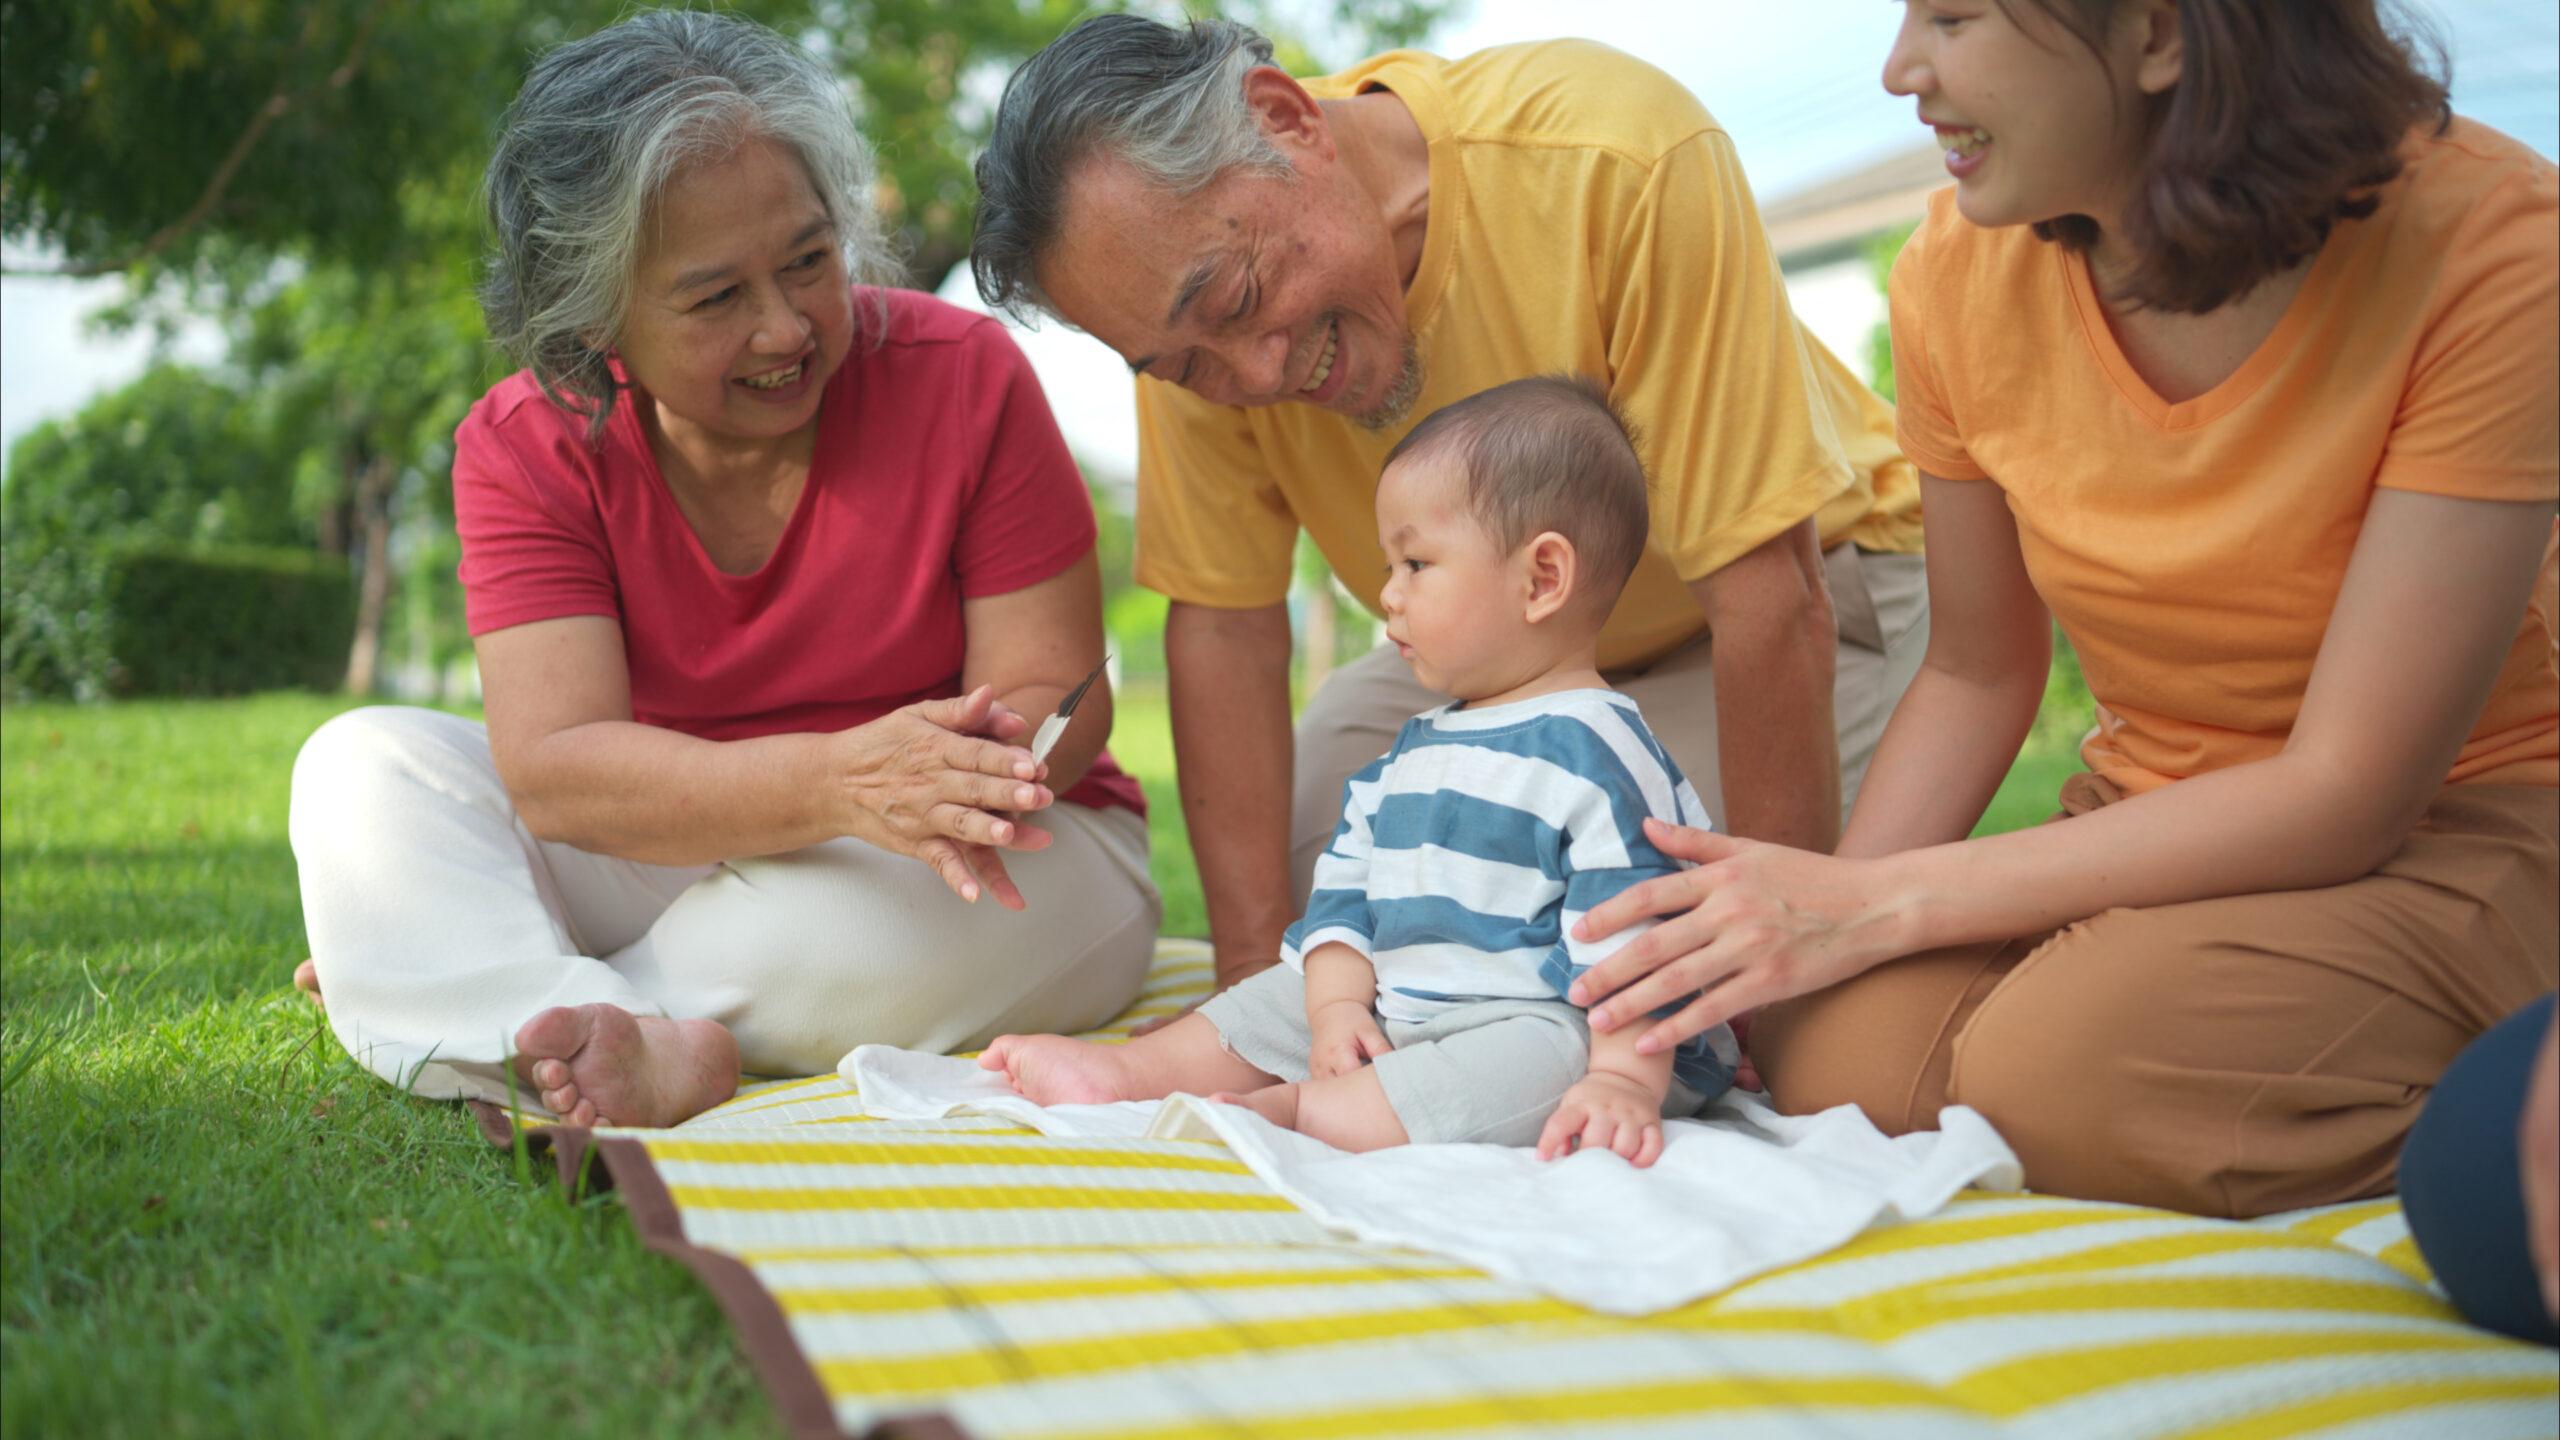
{"left": 287, "top": 10, "right": 1158, "bottom": 1128}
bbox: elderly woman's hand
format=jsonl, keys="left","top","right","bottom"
{"left": 1566, "top": 818, "right": 1908, "bottom": 1056}
{"left": 832, "top": 684, "right": 1058, "bottom": 909}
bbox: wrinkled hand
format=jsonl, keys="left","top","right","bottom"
{"left": 2524, "top": 1007, "right": 2558, "bottom": 1322}
{"left": 1537, "top": 1072, "right": 1665, "bottom": 1167}
{"left": 833, "top": 684, "right": 1054, "bottom": 908}
{"left": 1309, "top": 998, "right": 1392, "bottom": 1079}
{"left": 1567, "top": 819, "right": 1903, "bottom": 1056}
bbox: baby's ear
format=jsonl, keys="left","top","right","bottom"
{"left": 1522, "top": 531, "right": 1578, "bottom": 625}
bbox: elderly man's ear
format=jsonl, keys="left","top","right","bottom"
{"left": 1521, "top": 532, "right": 1579, "bottom": 625}
{"left": 1241, "top": 67, "right": 1336, "bottom": 162}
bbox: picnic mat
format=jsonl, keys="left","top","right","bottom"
{"left": 474, "top": 939, "right": 2560, "bottom": 1440}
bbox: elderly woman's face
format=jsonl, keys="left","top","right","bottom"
{"left": 1035, "top": 115, "right": 1419, "bottom": 428}
{"left": 616, "top": 136, "right": 854, "bottom": 445}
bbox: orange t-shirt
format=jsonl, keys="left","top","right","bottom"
{"left": 1890, "top": 118, "right": 2559, "bottom": 795}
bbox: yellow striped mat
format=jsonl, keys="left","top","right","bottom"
{"left": 480, "top": 939, "right": 2559, "bottom": 1440}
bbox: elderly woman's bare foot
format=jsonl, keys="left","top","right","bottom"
{"left": 512, "top": 1004, "right": 739, "bottom": 1128}
{"left": 294, "top": 958, "right": 325, "bottom": 1011}
{"left": 977, "top": 1033, "right": 1141, "bottom": 1105}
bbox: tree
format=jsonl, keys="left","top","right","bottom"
{"left": 4, "top": 0, "right": 1457, "bottom": 694}
{"left": 1, "top": 363, "right": 309, "bottom": 547}
{"left": 5, "top": 1, "right": 1453, "bottom": 289}
{"left": 0, "top": 362, "right": 329, "bottom": 700}
{"left": 1, "top": 0, "right": 557, "bottom": 278}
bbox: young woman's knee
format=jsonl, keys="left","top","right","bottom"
{"left": 1941, "top": 909, "right": 2403, "bottom": 1216}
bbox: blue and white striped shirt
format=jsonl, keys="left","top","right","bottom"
{"left": 1282, "top": 688, "right": 1738, "bottom": 1098}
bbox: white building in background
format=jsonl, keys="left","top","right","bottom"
{"left": 1762, "top": 142, "right": 1948, "bottom": 383}
{"left": 1751, "top": 0, "right": 2558, "bottom": 394}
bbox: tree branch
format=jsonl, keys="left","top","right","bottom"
{"left": 4, "top": 0, "right": 396, "bottom": 279}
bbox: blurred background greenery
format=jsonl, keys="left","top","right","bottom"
{"left": 0, "top": 0, "right": 1447, "bottom": 704}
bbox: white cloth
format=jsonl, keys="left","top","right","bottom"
{"left": 844, "top": 1044, "right": 2023, "bottom": 1316}
{"left": 290, "top": 706, "right": 1160, "bottom": 1104}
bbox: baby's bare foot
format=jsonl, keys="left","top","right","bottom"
{"left": 293, "top": 958, "right": 325, "bottom": 1011}
{"left": 978, "top": 1034, "right": 1141, "bottom": 1105}
{"left": 1210, "top": 1083, "right": 1301, "bottom": 1132}
{"left": 512, "top": 1004, "right": 738, "bottom": 1129}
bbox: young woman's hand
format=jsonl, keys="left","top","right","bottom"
{"left": 830, "top": 684, "right": 1055, "bottom": 908}
{"left": 1537, "top": 1072, "right": 1666, "bottom": 1167}
{"left": 1567, "top": 820, "right": 1910, "bottom": 1055}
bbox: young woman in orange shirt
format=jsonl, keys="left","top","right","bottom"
{"left": 1571, "top": 0, "right": 2557, "bottom": 1271}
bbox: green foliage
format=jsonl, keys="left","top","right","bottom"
{"left": 7, "top": 0, "right": 1458, "bottom": 701}
{"left": 2035, "top": 629, "right": 2096, "bottom": 749}
{"left": 3, "top": 540, "right": 353, "bottom": 701}
{"left": 1, "top": 363, "right": 310, "bottom": 548}
{"left": 101, "top": 543, "right": 355, "bottom": 698}
{"left": 0, "top": 511, "right": 114, "bottom": 702}
{"left": 1862, "top": 220, "right": 1916, "bottom": 402}
{"left": 5, "top": 0, "right": 1457, "bottom": 290}
{"left": 1, "top": 0, "right": 561, "bottom": 275}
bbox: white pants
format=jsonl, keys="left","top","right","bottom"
{"left": 289, "top": 707, "right": 1161, "bottom": 1104}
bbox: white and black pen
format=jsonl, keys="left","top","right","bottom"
{"left": 1028, "top": 655, "right": 1110, "bottom": 766}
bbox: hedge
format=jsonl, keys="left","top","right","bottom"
{"left": 2, "top": 540, "right": 353, "bottom": 700}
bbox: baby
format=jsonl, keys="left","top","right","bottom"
{"left": 982, "top": 375, "right": 1737, "bottom": 1165}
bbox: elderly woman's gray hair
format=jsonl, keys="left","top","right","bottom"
{"left": 971, "top": 14, "right": 1288, "bottom": 323}
{"left": 480, "top": 8, "right": 894, "bottom": 440}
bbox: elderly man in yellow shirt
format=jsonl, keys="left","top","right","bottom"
{"left": 973, "top": 15, "right": 1928, "bottom": 996}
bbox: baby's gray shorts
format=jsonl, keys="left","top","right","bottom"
{"left": 1196, "top": 965, "right": 1710, "bottom": 1146}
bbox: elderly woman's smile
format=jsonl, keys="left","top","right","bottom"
{"left": 617, "top": 135, "right": 853, "bottom": 446}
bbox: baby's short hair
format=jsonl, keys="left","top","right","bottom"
{"left": 1383, "top": 374, "right": 1650, "bottom": 609}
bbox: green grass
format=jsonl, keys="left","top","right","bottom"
{"left": 2, "top": 686, "right": 2081, "bottom": 1436}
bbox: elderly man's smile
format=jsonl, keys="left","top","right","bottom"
{"left": 1297, "top": 316, "right": 1343, "bottom": 398}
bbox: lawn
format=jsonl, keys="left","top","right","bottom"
{"left": 1, "top": 685, "right": 2085, "bottom": 1437}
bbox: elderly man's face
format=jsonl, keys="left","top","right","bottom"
{"left": 1036, "top": 131, "right": 1419, "bottom": 426}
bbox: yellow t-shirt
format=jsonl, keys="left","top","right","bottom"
{"left": 1133, "top": 40, "right": 1922, "bottom": 672}
{"left": 1889, "top": 118, "right": 2559, "bottom": 795}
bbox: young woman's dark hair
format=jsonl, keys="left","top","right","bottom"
{"left": 2004, "top": 0, "right": 2451, "bottom": 313}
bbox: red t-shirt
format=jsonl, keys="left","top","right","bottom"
{"left": 452, "top": 287, "right": 1144, "bottom": 816}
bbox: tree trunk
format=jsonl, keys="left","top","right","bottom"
{"left": 342, "top": 455, "right": 395, "bottom": 695}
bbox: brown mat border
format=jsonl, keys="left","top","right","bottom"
{"left": 465, "top": 1101, "right": 974, "bottom": 1440}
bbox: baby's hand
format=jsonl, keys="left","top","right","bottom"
{"left": 1537, "top": 1073, "right": 1666, "bottom": 1167}
{"left": 1308, "top": 998, "right": 1393, "bottom": 1079}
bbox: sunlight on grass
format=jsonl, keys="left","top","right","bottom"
{"left": 1, "top": 696, "right": 777, "bottom": 1439}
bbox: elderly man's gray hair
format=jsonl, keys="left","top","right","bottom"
{"left": 480, "top": 8, "right": 894, "bottom": 441}
{"left": 971, "top": 14, "right": 1290, "bottom": 323}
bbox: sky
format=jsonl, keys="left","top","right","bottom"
{"left": 5, "top": 0, "right": 2553, "bottom": 479}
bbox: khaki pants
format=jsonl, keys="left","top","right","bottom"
{"left": 1290, "top": 545, "right": 1929, "bottom": 904}
{"left": 1753, "top": 775, "right": 2560, "bottom": 1218}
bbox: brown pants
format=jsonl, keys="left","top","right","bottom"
{"left": 1753, "top": 776, "right": 2559, "bottom": 1218}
